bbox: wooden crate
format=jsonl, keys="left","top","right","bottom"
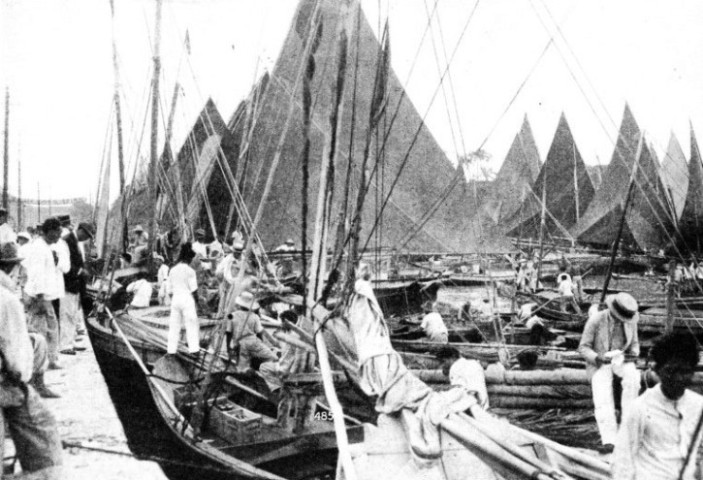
{"left": 208, "top": 401, "right": 262, "bottom": 443}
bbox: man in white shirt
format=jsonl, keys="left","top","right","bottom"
{"left": 23, "top": 217, "right": 64, "bottom": 369}
{"left": 613, "top": 332, "right": 703, "bottom": 480}
{"left": 557, "top": 267, "right": 581, "bottom": 314}
{"left": 127, "top": 277, "right": 153, "bottom": 308}
{"left": 420, "top": 302, "right": 448, "bottom": 343}
{"left": 155, "top": 254, "right": 170, "bottom": 306}
{"left": 0, "top": 208, "right": 15, "bottom": 244}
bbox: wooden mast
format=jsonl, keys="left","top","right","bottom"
{"left": 109, "top": 0, "right": 128, "bottom": 253}
{"left": 600, "top": 134, "right": 644, "bottom": 304}
{"left": 3, "top": 87, "right": 9, "bottom": 210}
{"left": 147, "top": 0, "right": 163, "bottom": 255}
{"left": 536, "top": 170, "right": 547, "bottom": 281}
{"left": 16, "top": 150, "right": 21, "bottom": 230}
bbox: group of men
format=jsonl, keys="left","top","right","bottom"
{"left": 0, "top": 209, "right": 96, "bottom": 477}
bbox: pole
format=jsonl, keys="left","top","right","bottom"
{"left": 666, "top": 260, "right": 676, "bottom": 333}
{"left": 36, "top": 182, "right": 40, "bottom": 225}
{"left": 3, "top": 87, "right": 9, "bottom": 209}
{"left": 536, "top": 171, "right": 547, "bottom": 282}
{"left": 16, "top": 150, "right": 21, "bottom": 230}
{"left": 601, "top": 135, "right": 644, "bottom": 304}
{"left": 147, "top": 0, "right": 163, "bottom": 257}
{"left": 573, "top": 143, "right": 580, "bottom": 224}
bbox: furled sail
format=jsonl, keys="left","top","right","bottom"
{"left": 660, "top": 132, "right": 688, "bottom": 221}
{"left": 678, "top": 125, "right": 703, "bottom": 253}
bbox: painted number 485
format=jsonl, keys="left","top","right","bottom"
{"left": 314, "top": 411, "right": 334, "bottom": 421}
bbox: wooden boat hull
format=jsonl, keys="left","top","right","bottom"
{"left": 86, "top": 313, "right": 358, "bottom": 479}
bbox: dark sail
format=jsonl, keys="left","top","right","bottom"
{"left": 574, "top": 105, "right": 674, "bottom": 251}
{"left": 504, "top": 113, "right": 594, "bottom": 242}
{"left": 481, "top": 115, "right": 541, "bottom": 224}
{"left": 660, "top": 132, "right": 688, "bottom": 221}
{"left": 229, "top": 0, "right": 506, "bottom": 252}
{"left": 678, "top": 125, "right": 703, "bottom": 253}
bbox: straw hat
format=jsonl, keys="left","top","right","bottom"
{"left": 133, "top": 225, "right": 144, "bottom": 233}
{"left": 235, "top": 291, "right": 260, "bottom": 311}
{"left": 285, "top": 238, "right": 295, "bottom": 245}
{"left": 195, "top": 228, "right": 206, "bottom": 237}
{"left": 232, "top": 241, "right": 244, "bottom": 251}
{"left": 0, "top": 242, "right": 23, "bottom": 264}
{"left": 606, "top": 292, "right": 639, "bottom": 324}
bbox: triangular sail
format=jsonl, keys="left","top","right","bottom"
{"left": 574, "top": 104, "right": 674, "bottom": 250}
{"left": 229, "top": 0, "right": 505, "bottom": 252}
{"left": 480, "top": 115, "right": 541, "bottom": 223}
{"left": 504, "top": 113, "right": 594, "bottom": 241}
{"left": 678, "top": 125, "right": 703, "bottom": 253}
{"left": 660, "top": 132, "right": 688, "bottom": 220}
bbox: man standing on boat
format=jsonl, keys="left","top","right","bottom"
{"left": 215, "top": 240, "right": 244, "bottom": 319}
{"left": 0, "top": 242, "right": 63, "bottom": 476}
{"left": 166, "top": 243, "right": 200, "bottom": 355}
{"left": 0, "top": 208, "right": 16, "bottom": 243}
{"left": 579, "top": 292, "right": 641, "bottom": 453}
{"left": 23, "top": 217, "right": 65, "bottom": 370}
{"left": 58, "top": 222, "right": 93, "bottom": 356}
{"left": 613, "top": 332, "right": 703, "bottom": 480}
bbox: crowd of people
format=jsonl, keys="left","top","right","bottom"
{"left": 0, "top": 209, "right": 96, "bottom": 477}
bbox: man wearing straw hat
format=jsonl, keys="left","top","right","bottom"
{"left": 0, "top": 242, "right": 62, "bottom": 475}
{"left": 225, "top": 290, "right": 279, "bottom": 373}
{"left": 579, "top": 292, "right": 641, "bottom": 454}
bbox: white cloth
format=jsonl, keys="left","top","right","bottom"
{"left": 558, "top": 276, "right": 574, "bottom": 297}
{"left": 449, "top": 358, "right": 489, "bottom": 409}
{"left": 23, "top": 237, "right": 64, "bottom": 300}
{"left": 167, "top": 294, "right": 199, "bottom": 354}
{"left": 167, "top": 263, "right": 198, "bottom": 297}
{"left": 613, "top": 385, "right": 703, "bottom": 480}
{"left": 0, "top": 271, "right": 35, "bottom": 382}
{"left": 59, "top": 292, "right": 84, "bottom": 350}
{"left": 0, "top": 223, "right": 16, "bottom": 243}
{"left": 591, "top": 362, "right": 641, "bottom": 445}
{"left": 420, "top": 312, "right": 448, "bottom": 340}
{"left": 127, "top": 279, "right": 153, "bottom": 308}
{"left": 349, "top": 279, "right": 394, "bottom": 364}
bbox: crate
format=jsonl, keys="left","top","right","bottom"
{"left": 208, "top": 400, "right": 262, "bottom": 443}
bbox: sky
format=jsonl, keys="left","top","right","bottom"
{"left": 1, "top": 0, "right": 703, "bottom": 201}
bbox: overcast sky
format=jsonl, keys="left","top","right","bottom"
{"left": 2, "top": 0, "right": 703, "bottom": 201}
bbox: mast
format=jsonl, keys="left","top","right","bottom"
{"left": 536, "top": 170, "right": 547, "bottom": 281}
{"left": 109, "top": 0, "right": 128, "bottom": 252}
{"left": 600, "top": 134, "right": 644, "bottom": 303}
{"left": 16, "top": 151, "right": 21, "bottom": 230}
{"left": 573, "top": 143, "right": 580, "bottom": 224}
{"left": 36, "top": 182, "right": 40, "bottom": 225}
{"left": 3, "top": 87, "right": 9, "bottom": 209}
{"left": 147, "top": 0, "right": 163, "bottom": 254}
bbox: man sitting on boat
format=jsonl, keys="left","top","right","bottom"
{"left": 0, "top": 241, "right": 63, "bottom": 476}
{"left": 578, "top": 292, "right": 640, "bottom": 454}
{"left": 436, "top": 346, "right": 488, "bottom": 409}
{"left": 225, "top": 291, "right": 280, "bottom": 373}
{"left": 613, "top": 332, "right": 703, "bottom": 480}
{"left": 420, "top": 301, "right": 448, "bottom": 343}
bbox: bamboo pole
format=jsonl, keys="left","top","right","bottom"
{"left": 3, "top": 87, "right": 8, "bottom": 210}
{"left": 147, "top": 0, "right": 163, "bottom": 257}
{"left": 16, "top": 147, "right": 21, "bottom": 230}
{"left": 601, "top": 134, "right": 644, "bottom": 304}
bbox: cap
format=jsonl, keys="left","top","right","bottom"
{"left": 77, "top": 222, "right": 95, "bottom": 240}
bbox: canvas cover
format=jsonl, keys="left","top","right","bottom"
{"left": 229, "top": 0, "right": 507, "bottom": 253}
{"left": 504, "top": 113, "right": 594, "bottom": 241}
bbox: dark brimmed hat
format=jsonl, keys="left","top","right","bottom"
{"left": 606, "top": 292, "right": 639, "bottom": 324}
{"left": 57, "top": 214, "right": 71, "bottom": 226}
{"left": 0, "top": 242, "right": 23, "bottom": 264}
{"left": 41, "top": 217, "right": 62, "bottom": 233}
{"left": 77, "top": 222, "right": 95, "bottom": 240}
